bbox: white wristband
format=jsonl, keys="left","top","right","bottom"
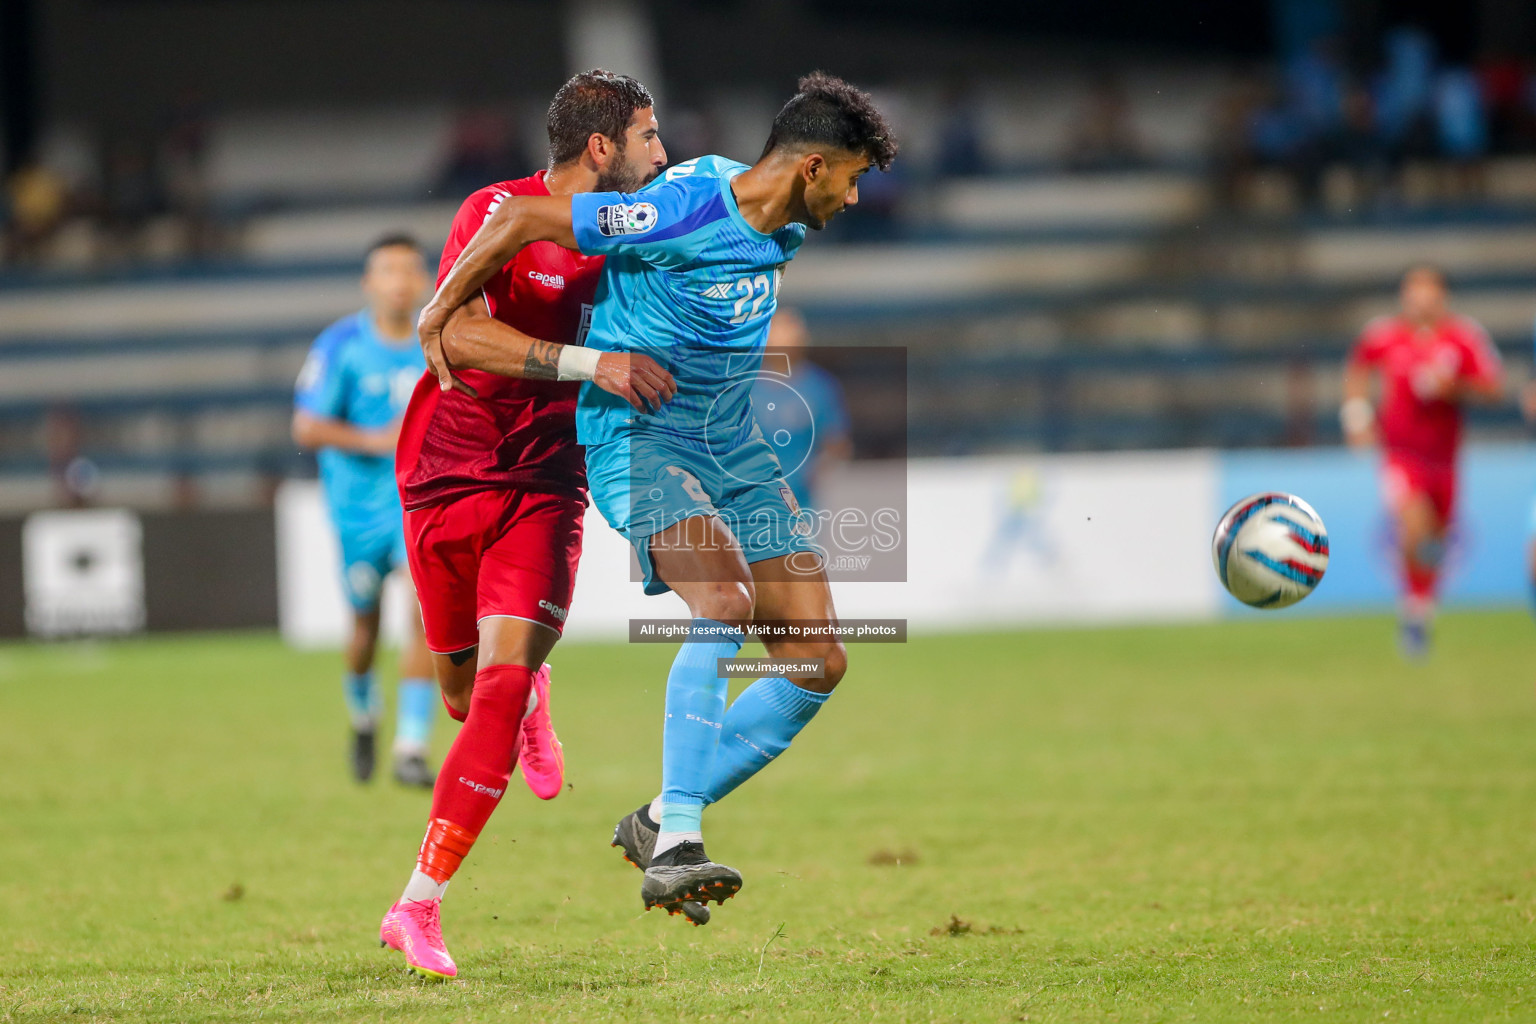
{"left": 1340, "top": 397, "right": 1374, "bottom": 433}
{"left": 556, "top": 345, "right": 601, "bottom": 382}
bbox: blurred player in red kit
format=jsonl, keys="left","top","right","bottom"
{"left": 377, "top": 70, "right": 675, "bottom": 980}
{"left": 1342, "top": 265, "right": 1504, "bottom": 659}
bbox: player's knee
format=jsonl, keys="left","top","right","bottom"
{"left": 817, "top": 641, "right": 848, "bottom": 690}
{"left": 436, "top": 655, "right": 476, "bottom": 712}
{"left": 347, "top": 614, "right": 381, "bottom": 671}
{"left": 770, "top": 638, "right": 845, "bottom": 692}
{"left": 352, "top": 611, "right": 381, "bottom": 645}
{"left": 692, "top": 581, "right": 755, "bottom": 626}
{"left": 477, "top": 619, "right": 558, "bottom": 671}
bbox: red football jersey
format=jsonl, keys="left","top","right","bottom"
{"left": 1348, "top": 313, "right": 1502, "bottom": 465}
{"left": 397, "top": 172, "right": 603, "bottom": 509}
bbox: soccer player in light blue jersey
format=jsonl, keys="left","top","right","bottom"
{"left": 1524, "top": 315, "right": 1536, "bottom": 614}
{"left": 751, "top": 307, "right": 852, "bottom": 514}
{"left": 294, "top": 234, "right": 439, "bottom": 788}
{"left": 418, "top": 72, "right": 897, "bottom": 917}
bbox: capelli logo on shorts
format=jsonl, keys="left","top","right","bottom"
{"left": 538, "top": 599, "right": 568, "bottom": 622}
{"left": 528, "top": 270, "right": 565, "bottom": 289}
{"left": 596, "top": 202, "right": 658, "bottom": 236}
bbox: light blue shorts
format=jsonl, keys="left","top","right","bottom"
{"left": 584, "top": 425, "right": 821, "bottom": 595}
{"left": 333, "top": 513, "right": 408, "bottom": 613}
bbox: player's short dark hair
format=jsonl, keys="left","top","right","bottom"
{"left": 546, "top": 69, "right": 654, "bottom": 166}
{"left": 760, "top": 71, "right": 898, "bottom": 171}
{"left": 366, "top": 232, "right": 423, "bottom": 261}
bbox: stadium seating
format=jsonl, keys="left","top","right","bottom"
{"left": 4, "top": 80, "right": 1534, "bottom": 509}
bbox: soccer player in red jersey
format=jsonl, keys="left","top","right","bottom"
{"left": 1343, "top": 265, "right": 1504, "bottom": 658}
{"left": 377, "top": 70, "right": 676, "bottom": 981}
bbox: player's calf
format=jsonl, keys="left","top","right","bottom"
{"left": 381, "top": 664, "right": 533, "bottom": 978}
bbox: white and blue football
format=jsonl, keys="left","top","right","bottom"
{"left": 1212, "top": 493, "right": 1329, "bottom": 609}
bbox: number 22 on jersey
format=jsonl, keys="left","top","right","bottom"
{"left": 728, "top": 265, "right": 786, "bottom": 324}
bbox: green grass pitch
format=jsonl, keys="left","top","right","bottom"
{"left": 4, "top": 612, "right": 1536, "bottom": 1022}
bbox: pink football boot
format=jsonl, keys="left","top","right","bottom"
{"left": 518, "top": 662, "right": 565, "bottom": 800}
{"left": 379, "top": 898, "right": 457, "bottom": 981}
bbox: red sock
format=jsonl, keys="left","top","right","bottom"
{"left": 418, "top": 663, "right": 533, "bottom": 881}
{"left": 1405, "top": 560, "right": 1437, "bottom": 603}
{"left": 441, "top": 690, "right": 468, "bottom": 723}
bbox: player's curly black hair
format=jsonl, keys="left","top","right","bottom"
{"left": 546, "top": 69, "right": 654, "bottom": 166}
{"left": 760, "top": 71, "right": 898, "bottom": 171}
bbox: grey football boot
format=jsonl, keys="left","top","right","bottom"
{"left": 392, "top": 751, "right": 436, "bottom": 789}
{"left": 611, "top": 805, "right": 713, "bottom": 925}
{"left": 641, "top": 840, "right": 743, "bottom": 914}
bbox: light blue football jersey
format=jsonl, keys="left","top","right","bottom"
{"left": 570, "top": 155, "right": 807, "bottom": 451}
{"left": 294, "top": 311, "right": 425, "bottom": 527}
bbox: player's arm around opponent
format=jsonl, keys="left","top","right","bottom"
{"left": 424, "top": 158, "right": 850, "bottom": 695}
{"left": 418, "top": 196, "right": 676, "bottom": 412}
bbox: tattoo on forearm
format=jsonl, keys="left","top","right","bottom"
{"left": 523, "top": 340, "right": 562, "bottom": 380}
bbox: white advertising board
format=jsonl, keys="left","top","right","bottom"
{"left": 827, "top": 452, "right": 1221, "bottom": 629}
{"left": 23, "top": 508, "right": 146, "bottom": 638}
{"left": 276, "top": 451, "right": 1219, "bottom": 648}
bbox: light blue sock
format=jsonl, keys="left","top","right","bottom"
{"left": 394, "top": 677, "right": 437, "bottom": 753}
{"left": 658, "top": 619, "right": 744, "bottom": 836}
{"left": 703, "top": 677, "right": 831, "bottom": 805}
{"left": 343, "top": 671, "right": 379, "bottom": 730}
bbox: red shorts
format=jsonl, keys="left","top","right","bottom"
{"left": 405, "top": 488, "right": 585, "bottom": 654}
{"left": 1382, "top": 452, "right": 1456, "bottom": 522}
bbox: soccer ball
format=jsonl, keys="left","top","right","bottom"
{"left": 1212, "top": 493, "right": 1329, "bottom": 609}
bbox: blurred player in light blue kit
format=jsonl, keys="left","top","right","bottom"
{"left": 750, "top": 307, "right": 851, "bottom": 514}
{"left": 417, "top": 72, "right": 897, "bottom": 917}
{"left": 1523, "top": 314, "right": 1536, "bottom": 614}
{"left": 293, "top": 234, "right": 438, "bottom": 787}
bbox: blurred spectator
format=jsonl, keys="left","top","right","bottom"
{"left": 4, "top": 159, "right": 70, "bottom": 263}
{"left": 1209, "top": 73, "right": 1266, "bottom": 210}
{"left": 1374, "top": 26, "right": 1438, "bottom": 161}
{"left": 1064, "top": 75, "right": 1147, "bottom": 172}
{"left": 1214, "top": 22, "right": 1522, "bottom": 215}
{"left": 1244, "top": 78, "right": 1323, "bottom": 206}
{"left": 1279, "top": 39, "right": 1347, "bottom": 207}
{"left": 1433, "top": 67, "right": 1488, "bottom": 198}
{"left": 159, "top": 90, "right": 217, "bottom": 256}
{"left": 1477, "top": 51, "right": 1536, "bottom": 153}
{"left": 98, "top": 138, "right": 165, "bottom": 262}
{"left": 438, "top": 106, "right": 531, "bottom": 197}
{"left": 44, "top": 406, "right": 98, "bottom": 508}
{"left": 934, "top": 80, "right": 988, "bottom": 178}
{"left": 1330, "top": 85, "right": 1388, "bottom": 208}
{"left": 1286, "top": 37, "right": 1347, "bottom": 140}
